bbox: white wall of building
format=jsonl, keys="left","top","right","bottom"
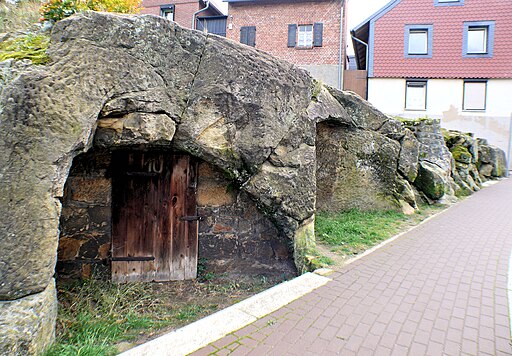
{"left": 368, "top": 78, "right": 512, "bottom": 156}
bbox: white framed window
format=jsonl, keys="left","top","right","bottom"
{"left": 408, "top": 30, "right": 428, "bottom": 54}
{"left": 160, "top": 5, "right": 175, "bottom": 21}
{"left": 297, "top": 25, "right": 313, "bottom": 47}
{"left": 463, "top": 81, "right": 486, "bottom": 111}
{"left": 405, "top": 81, "right": 427, "bottom": 110}
{"left": 404, "top": 25, "right": 433, "bottom": 58}
{"left": 463, "top": 21, "right": 495, "bottom": 58}
{"left": 467, "top": 27, "right": 487, "bottom": 54}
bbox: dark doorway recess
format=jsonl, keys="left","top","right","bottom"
{"left": 111, "top": 151, "right": 199, "bottom": 282}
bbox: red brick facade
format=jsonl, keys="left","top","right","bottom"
{"left": 141, "top": 0, "right": 218, "bottom": 28}
{"left": 226, "top": 0, "right": 346, "bottom": 67}
{"left": 369, "top": 0, "right": 512, "bottom": 78}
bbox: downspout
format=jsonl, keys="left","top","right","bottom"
{"left": 337, "top": 0, "right": 345, "bottom": 90}
{"left": 192, "top": 0, "right": 210, "bottom": 30}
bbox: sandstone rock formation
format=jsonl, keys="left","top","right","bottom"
{"left": 0, "top": 12, "right": 507, "bottom": 354}
{"left": 402, "top": 118, "right": 457, "bottom": 202}
{"left": 477, "top": 138, "right": 507, "bottom": 179}
{"left": 314, "top": 89, "right": 419, "bottom": 214}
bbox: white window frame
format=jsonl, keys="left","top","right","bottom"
{"left": 405, "top": 80, "right": 427, "bottom": 111}
{"left": 408, "top": 30, "right": 428, "bottom": 55}
{"left": 463, "top": 21, "right": 495, "bottom": 58}
{"left": 463, "top": 81, "right": 487, "bottom": 111}
{"left": 297, "top": 25, "right": 313, "bottom": 48}
{"left": 466, "top": 27, "right": 487, "bottom": 54}
{"left": 160, "top": 6, "right": 175, "bottom": 22}
{"left": 404, "top": 25, "right": 433, "bottom": 58}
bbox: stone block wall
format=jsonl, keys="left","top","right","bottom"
{"left": 197, "top": 162, "right": 296, "bottom": 277}
{"left": 57, "top": 150, "right": 112, "bottom": 279}
{"left": 57, "top": 153, "right": 296, "bottom": 280}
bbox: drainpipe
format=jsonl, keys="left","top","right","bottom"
{"left": 192, "top": 0, "right": 210, "bottom": 30}
{"left": 337, "top": 0, "right": 345, "bottom": 90}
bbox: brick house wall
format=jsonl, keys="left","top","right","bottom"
{"left": 227, "top": 0, "right": 347, "bottom": 88}
{"left": 141, "top": 0, "right": 218, "bottom": 28}
{"left": 371, "top": 0, "right": 512, "bottom": 78}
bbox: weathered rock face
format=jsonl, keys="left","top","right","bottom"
{"left": 0, "top": 11, "right": 504, "bottom": 353}
{"left": 316, "top": 123, "right": 403, "bottom": 211}
{"left": 477, "top": 138, "right": 507, "bottom": 179}
{"left": 313, "top": 89, "right": 420, "bottom": 214}
{"left": 0, "top": 280, "right": 57, "bottom": 356}
{"left": 443, "top": 130, "right": 482, "bottom": 196}
{"left": 402, "top": 119, "right": 456, "bottom": 202}
{"left": 440, "top": 130, "right": 507, "bottom": 196}
{"left": 0, "top": 12, "right": 317, "bottom": 353}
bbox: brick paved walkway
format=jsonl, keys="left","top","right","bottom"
{"left": 193, "top": 179, "right": 512, "bottom": 356}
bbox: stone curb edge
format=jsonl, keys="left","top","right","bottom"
{"left": 120, "top": 272, "right": 331, "bottom": 356}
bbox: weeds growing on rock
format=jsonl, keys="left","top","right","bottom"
{"left": 0, "top": 33, "right": 50, "bottom": 64}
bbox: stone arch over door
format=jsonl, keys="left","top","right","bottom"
{"left": 0, "top": 12, "right": 319, "bottom": 353}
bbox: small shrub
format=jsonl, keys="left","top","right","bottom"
{"left": 0, "top": 33, "right": 50, "bottom": 64}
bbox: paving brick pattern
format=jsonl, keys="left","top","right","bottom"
{"left": 193, "top": 179, "right": 512, "bottom": 355}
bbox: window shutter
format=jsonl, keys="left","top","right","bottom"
{"left": 248, "top": 26, "right": 256, "bottom": 47}
{"left": 240, "top": 26, "right": 256, "bottom": 47}
{"left": 313, "top": 22, "right": 323, "bottom": 47}
{"left": 288, "top": 24, "right": 297, "bottom": 47}
{"left": 240, "top": 26, "right": 249, "bottom": 45}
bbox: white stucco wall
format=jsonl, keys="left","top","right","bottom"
{"left": 368, "top": 78, "right": 512, "bottom": 156}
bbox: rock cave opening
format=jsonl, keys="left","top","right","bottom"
{"left": 56, "top": 145, "right": 297, "bottom": 283}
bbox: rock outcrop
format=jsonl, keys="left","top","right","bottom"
{"left": 314, "top": 89, "right": 420, "bottom": 214}
{"left": 0, "top": 12, "right": 316, "bottom": 353}
{"left": 402, "top": 118, "right": 457, "bottom": 202}
{"left": 443, "top": 129, "right": 482, "bottom": 196}
{"left": 0, "top": 12, "right": 507, "bottom": 354}
{"left": 477, "top": 138, "right": 507, "bottom": 179}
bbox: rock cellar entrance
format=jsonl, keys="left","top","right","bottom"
{"left": 57, "top": 148, "right": 297, "bottom": 282}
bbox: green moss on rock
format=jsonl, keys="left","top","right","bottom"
{"left": 450, "top": 145, "right": 472, "bottom": 164}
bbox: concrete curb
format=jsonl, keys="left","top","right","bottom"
{"left": 120, "top": 272, "right": 331, "bottom": 356}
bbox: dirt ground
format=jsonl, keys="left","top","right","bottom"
{"left": 113, "top": 275, "right": 290, "bottom": 352}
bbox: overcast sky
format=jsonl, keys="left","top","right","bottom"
{"left": 348, "top": 0, "right": 392, "bottom": 30}
{"left": 347, "top": 0, "right": 390, "bottom": 54}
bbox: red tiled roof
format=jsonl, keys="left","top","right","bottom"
{"left": 372, "top": 0, "right": 512, "bottom": 79}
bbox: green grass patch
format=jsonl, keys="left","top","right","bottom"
{"left": 0, "top": 33, "right": 50, "bottom": 65}
{"left": 44, "top": 280, "right": 217, "bottom": 356}
{"left": 44, "top": 275, "right": 282, "bottom": 355}
{"left": 315, "top": 207, "right": 441, "bottom": 256}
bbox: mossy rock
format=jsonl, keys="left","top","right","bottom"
{"left": 450, "top": 145, "right": 472, "bottom": 164}
{"left": 415, "top": 161, "right": 450, "bottom": 200}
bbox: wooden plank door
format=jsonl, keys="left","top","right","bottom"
{"left": 111, "top": 151, "right": 198, "bottom": 282}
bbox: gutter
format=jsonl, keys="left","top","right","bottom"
{"left": 192, "top": 0, "right": 210, "bottom": 29}
{"left": 337, "top": 0, "right": 345, "bottom": 90}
